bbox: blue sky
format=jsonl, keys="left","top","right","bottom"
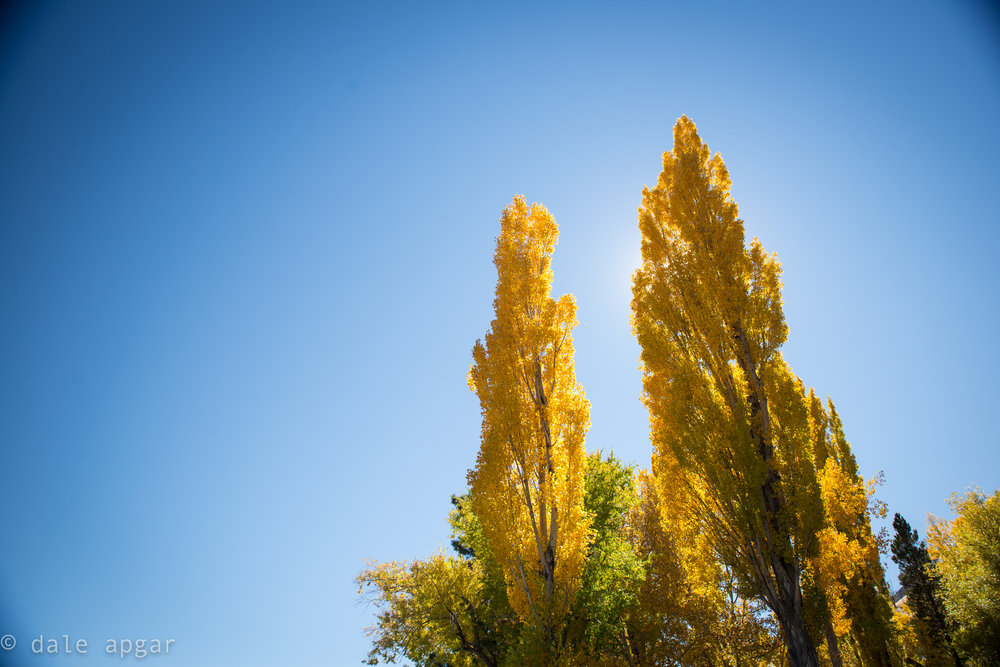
{"left": 1, "top": 1, "right": 997, "bottom": 664}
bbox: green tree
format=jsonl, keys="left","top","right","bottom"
{"left": 359, "top": 455, "right": 652, "bottom": 666}
{"left": 567, "top": 452, "right": 645, "bottom": 661}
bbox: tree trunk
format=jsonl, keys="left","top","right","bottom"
{"left": 947, "top": 641, "right": 964, "bottom": 667}
{"left": 778, "top": 605, "right": 820, "bottom": 667}
{"left": 825, "top": 616, "right": 844, "bottom": 667}
{"left": 735, "top": 323, "right": 820, "bottom": 667}
{"left": 930, "top": 595, "right": 964, "bottom": 667}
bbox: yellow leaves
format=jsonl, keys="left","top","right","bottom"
{"left": 810, "top": 449, "right": 895, "bottom": 649}
{"left": 818, "top": 460, "right": 868, "bottom": 533}
{"left": 811, "top": 526, "right": 865, "bottom": 637}
{"left": 817, "top": 458, "right": 885, "bottom": 560}
{"left": 467, "top": 196, "right": 590, "bottom": 639}
{"left": 364, "top": 119, "right": 913, "bottom": 665}
{"left": 745, "top": 237, "right": 787, "bottom": 359}
{"left": 356, "top": 552, "right": 487, "bottom": 666}
{"left": 632, "top": 117, "right": 899, "bottom": 664}
{"left": 925, "top": 487, "right": 1000, "bottom": 662}
{"left": 632, "top": 117, "right": 791, "bottom": 519}
{"left": 806, "top": 389, "right": 829, "bottom": 466}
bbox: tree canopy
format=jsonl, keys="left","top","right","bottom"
{"left": 466, "top": 196, "right": 591, "bottom": 661}
{"left": 629, "top": 116, "right": 900, "bottom": 667}
{"left": 927, "top": 489, "right": 1000, "bottom": 666}
{"left": 357, "top": 118, "right": 991, "bottom": 667}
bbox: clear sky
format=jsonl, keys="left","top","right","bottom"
{"left": 1, "top": 1, "right": 998, "bottom": 664}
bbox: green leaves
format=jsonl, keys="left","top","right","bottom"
{"left": 573, "top": 453, "right": 645, "bottom": 655}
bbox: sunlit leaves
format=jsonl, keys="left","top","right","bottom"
{"left": 630, "top": 116, "right": 898, "bottom": 667}
{"left": 467, "top": 196, "right": 590, "bottom": 657}
{"left": 631, "top": 116, "right": 816, "bottom": 660}
{"left": 928, "top": 488, "right": 1000, "bottom": 666}
{"left": 356, "top": 553, "right": 496, "bottom": 666}
{"left": 355, "top": 118, "right": 936, "bottom": 667}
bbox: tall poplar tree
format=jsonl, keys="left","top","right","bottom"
{"left": 467, "top": 195, "right": 590, "bottom": 661}
{"left": 630, "top": 116, "right": 821, "bottom": 667}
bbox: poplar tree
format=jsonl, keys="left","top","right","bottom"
{"left": 467, "top": 195, "right": 590, "bottom": 662}
{"left": 630, "top": 116, "right": 821, "bottom": 666}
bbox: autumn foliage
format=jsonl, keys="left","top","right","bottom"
{"left": 466, "top": 196, "right": 590, "bottom": 652}
{"left": 357, "top": 118, "right": 993, "bottom": 667}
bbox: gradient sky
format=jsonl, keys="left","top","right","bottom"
{"left": 1, "top": 1, "right": 998, "bottom": 665}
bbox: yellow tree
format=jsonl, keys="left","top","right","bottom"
{"left": 621, "top": 468, "right": 712, "bottom": 666}
{"left": 631, "top": 116, "right": 822, "bottom": 667}
{"left": 626, "top": 467, "right": 782, "bottom": 667}
{"left": 927, "top": 488, "right": 1000, "bottom": 666}
{"left": 357, "top": 552, "right": 503, "bottom": 666}
{"left": 467, "top": 195, "right": 590, "bottom": 661}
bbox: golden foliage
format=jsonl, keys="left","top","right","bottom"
{"left": 630, "top": 116, "right": 790, "bottom": 559}
{"left": 467, "top": 196, "right": 590, "bottom": 650}
{"left": 927, "top": 488, "right": 1000, "bottom": 665}
{"left": 809, "top": 397, "right": 897, "bottom": 666}
{"left": 358, "top": 122, "right": 907, "bottom": 666}
{"left": 357, "top": 553, "right": 492, "bottom": 666}
{"left": 628, "top": 469, "right": 782, "bottom": 667}
{"left": 631, "top": 115, "right": 803, "bottom": 636}
{"left": 630, "top": 116, "right": 895, "bottom": 667}
{"left": 812, "top": 460, "right": 872, "bottom": 637}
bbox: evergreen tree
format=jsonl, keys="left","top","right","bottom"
{"left": 891, "top": 513, "right": 962, "bottom": 666}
